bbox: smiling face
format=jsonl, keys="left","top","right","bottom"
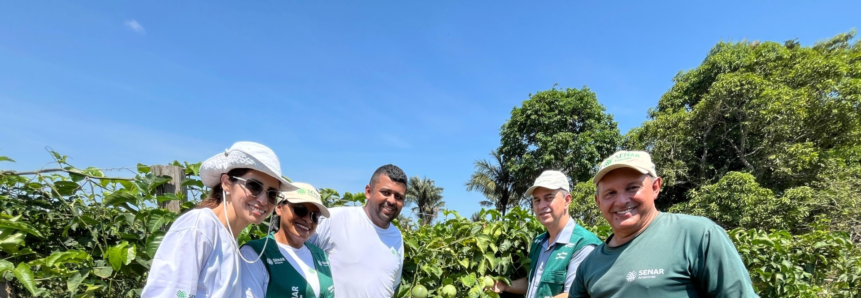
{"left": 363, "top": 174, "right": 406, "bottom": 228}
{"left": 531, "top": 187, "right": 571, "bottom": 227}
{"left": 595, "top": 167, "right": 662, "bottom": 239}
{"left": 276, "top": 202, "right": 319, "bottom": 245}
{"left": 221, "top": 170, "right": 278, "bottom": 226}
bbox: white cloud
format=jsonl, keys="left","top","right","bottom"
{"left": 124, "top": 19, "right": 146, "bottom": 35}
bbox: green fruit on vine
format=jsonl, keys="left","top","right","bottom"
{"left": 411, "top": 285, "right": 428, "bottom": 298}
{"left": 483, "top": 277, "right": 495, "bottom": 288}
{"left": 440, "top": 285, "right": 457, "bottom": 298}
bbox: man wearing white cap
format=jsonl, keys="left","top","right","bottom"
{"left": 569, "top": 151, "right": 757, "bottom": 297}
{"left": 493, "top": 170, "right": 602, "bottom": 298}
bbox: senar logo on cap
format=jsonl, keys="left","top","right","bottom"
{"left": 600, "top": 151, "right": 645, "bottom": 170}
{"left": 593, "top": 150, "right": 658, "bottom": 185}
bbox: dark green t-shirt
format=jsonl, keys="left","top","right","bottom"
{"left": 569, "top": 213, "right": 758, "bottom": 298}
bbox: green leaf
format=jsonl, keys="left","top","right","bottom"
{"left": 137, "top": 163, "right": 151, "bottom": 174}
{"left": 55, "top": 181, "right": 80, "bottom": 196}
{"left": 468, "top": 286, "right": 482, "bottom": 298}
{"left": 69, "top": 171, "right": 86, "bottom": 182}
{"left": 103, "top": 191, "right": 138, "bottom": 210}
{"left": 181, "top": 178, "right": 204, "bottom": 188}
{"left": 84, "top": 167, "right": 105, "bottom": 177}
{"left": 125, "top": 244, "right": 137, "bottom": 265}
{"left": 0, "top": 217, "right": 44, "bottom": 237}
{"left": 458, "top": 258, "right": 470, "bottom": 269}
{"left": 12, "top": 263, "right": 38, "bottom": 296}
{"left": 156, "top": 193, "right": 179, "bottom": 205}
{"left": 752, "top": 237, "right": 775, "bottom": 247}
{"left": 147, "top": 212, "right": 167, "bottom": 233}
{"left": 92, "top": 266, "right": 113, "bottom": 278}
{"left": 0, "top": 233, "right": 25, "bottom": 253}
{"left": 0, "top": 260, "right": 13, "bottom": 274}
{"left": 67, "top": 269, "right": 89, "bottom": 295}
{"left": 146, "top": 231, "right": 165, "bottom": 258}
{"left": 107, "top": 242, "right": 130, "bottom": 271}
{"left": 46, "top": 250, "right": 91, "bottom": 267}
{"left": 0, "top": 156, "right": 15, "bottom": 163}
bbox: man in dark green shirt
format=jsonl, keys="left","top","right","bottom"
{"left": 569, "top": 151, "right": 758, "bottom": 298}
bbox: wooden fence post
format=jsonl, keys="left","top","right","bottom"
{"left": 152, "top": 165, "right": 187, "bottom": 213}
{"left": 0, "top": 281, "right": 17, "bottom": 298}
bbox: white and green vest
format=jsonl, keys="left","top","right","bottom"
{"left": 244, "top": 235, "right": 335, "bottom": 298}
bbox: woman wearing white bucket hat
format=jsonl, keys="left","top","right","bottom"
{"left": 240, "top": 182, "right": 335, "bottom": 298}
{"left": 142, "top": 141, "right": 297, "bottom": 298}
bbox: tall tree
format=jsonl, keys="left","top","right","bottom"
{"left": 499, "top": 85, "right": 622, "bottom": 195}
{"left": 465, "top": 150, "right": 520, "bottom": 216}
{"left": 406, "top": 176, "right": 445, "bottom": 226}
{"left": 626, "top": 31, "right": 861, "bottom": 238}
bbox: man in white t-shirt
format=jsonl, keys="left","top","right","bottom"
{"left": 309, "top": 164, "right": 407, "bottom": 298}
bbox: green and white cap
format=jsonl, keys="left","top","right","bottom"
{"left": 278, "top": 182, "right": 330, "bottom": 218}
{"left": 593, "top": 150, "right": 658, "bottom": 185}
{"left": 524, "top": 170, "right": 570, "bottom": 198}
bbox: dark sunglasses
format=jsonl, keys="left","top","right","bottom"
{"left": 232, "top": 176, "right": 280, "bottom": 205}
{"left": 289, "top": 203, "right": 321, "bottom": 224}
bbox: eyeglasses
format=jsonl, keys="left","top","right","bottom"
{"left": 289, "top": 203, "right": 321, "bottom": 224}
{"left": 232, "top": 176, "right": 280, "bottom": 205}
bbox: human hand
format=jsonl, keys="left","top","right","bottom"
{"left": 491, "top": 280, "right": 508, "bottom": 293}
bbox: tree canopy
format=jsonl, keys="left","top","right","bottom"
{"left": 498, "top": 86, "right": 622, "bottom": 201}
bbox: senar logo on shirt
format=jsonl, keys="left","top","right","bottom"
{"left": 626, "top": 268, "right": 665, "bottom": 282}
{"left": 267, "top": 257, "right": 286, "bottom": 265}
{"left": 176, "top": 290, "right": 197, "bottom": 298}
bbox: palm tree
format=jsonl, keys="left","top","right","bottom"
{"left": 465, "top": 150, "right": 521, "bottom": 216}
{"left": 406, "top": 176, "right": 445, "bottom": 226}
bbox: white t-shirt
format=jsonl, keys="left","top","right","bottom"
{"left": 239, "top": 241, "right": 320, "bottom": 298}
{"left": 142, "top": 208, "right": 242, "bottom": 298}
{"left": 308, "top": 206, "right": 405, "bottom": 298}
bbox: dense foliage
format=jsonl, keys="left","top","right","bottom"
{"left": 2, "top": 31, "right": 860, "bottom": 298}
{"left": 498, "top": 86, "right": 622, "bottom": 200}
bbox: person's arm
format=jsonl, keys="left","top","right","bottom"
{"left": 492, "top": 277, "right": 527, "bottom": 294}
{"left": 308, "top": 216, "right": 333, "bottom": 252}
{"left": 563, "top": 245, "right": 596, "bottom": 292}
{"left": 567, "top": 266, "right": 591, "bottom": 298}
{"left": 392, "top": 244, "right": 404, "bottom": 298}
{"left": 141, "top": 228, "right": 212, "bottom": 298}
{"left": 239, "top": 245, "right": 269, "bottom": 298}
{"left": 694, "top": 225, "right": 759, "bottom": 298}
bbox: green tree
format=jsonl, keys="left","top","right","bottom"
{"left": 499, "top": 85, "right": 622, "bottom": 197}
{"left": 406, "top": 176, "right": 445, "bottom": 226}
{"left": 626, "top": 31, "right": 861, "bottom": 237}
{"left": 318, "top": 188, "right": 341, "bottom": 207}
{"left": 465, "top": 150, "right": 520, "bottom": 216}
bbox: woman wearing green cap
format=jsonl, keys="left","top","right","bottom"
{"left": 240, "top": 182, "right": 335, "bottom": 298}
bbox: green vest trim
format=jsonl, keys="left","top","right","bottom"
{"left": 527, "top": 224, "right": 601, "bottom": 297}
{"left": 243, "top": 234, "right": 335, "bottom": 298}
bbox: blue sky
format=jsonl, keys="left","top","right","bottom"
{"left": 1, "top": 1, "right": 858, "bottom": 221}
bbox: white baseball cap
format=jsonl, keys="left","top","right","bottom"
{"left": 199, "top": 141, "right": 298, "bottom": 192}
{"left": 524, "top": 170, "right": 570, "bottom": 198}
{"left": 592, "top": 150, "right": 658, "bottom": 185}
{"left": 279, "top": 182, "right": 330, "bottom": 218}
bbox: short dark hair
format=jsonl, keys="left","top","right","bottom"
{"left": 369, "top": 164, "right": 407, "bottom": 189}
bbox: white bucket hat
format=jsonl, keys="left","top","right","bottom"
{"left": 199, "top": 141, "right": 298, "bottom": 192}
{"left": 278, "top": 182, "right": 330, "bottom": 218}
